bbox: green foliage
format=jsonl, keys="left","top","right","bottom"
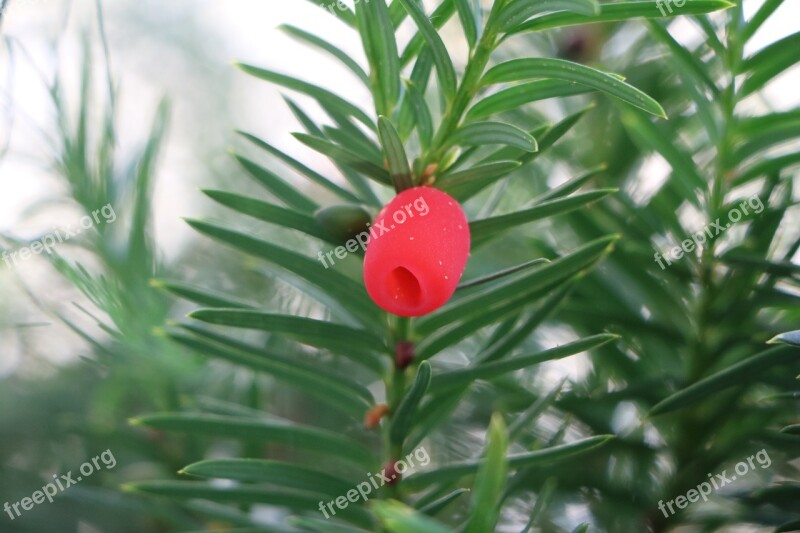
{"left": 465, "top": 414, "right": 508, "bottom": 532}
{"left": 534, "top": 1, "right": 800, "bottom": 530}
{"left": 128, "top": 0, "right": 691, "bottom": 526}
{"left": 0, "top": 27, "right": 205, "bottom": 531}
{"left": 125, "top": 0, "right": 800, "bottom": 529}
{"left": 7, "top": 0, "right": 798, "bottom": 531}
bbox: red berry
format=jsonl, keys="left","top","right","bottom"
{"left": 395, "top": 341, "right": 415, "bottom": 369}
{"left": 363, "top": 186, "right": 470, "bottom": 317}
{"left": 382, "top": 459, "right": 401, "bottom": 485}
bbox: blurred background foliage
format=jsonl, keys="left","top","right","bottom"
{"left": 1, "top": 0, "right": 799, "bottom": 532}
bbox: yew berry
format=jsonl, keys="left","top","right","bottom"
{"left": 382, "top": 459, "right": 401, "bottom": 485}
{"left": 363, "top": 186, "right": 470, "bottom": 317}
{"left": 394, "top": 341, "right": 415, "bottom": 369}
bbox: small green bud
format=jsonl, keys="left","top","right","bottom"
{"left": 315, "top": 204, "right": 372, "bottom": 244}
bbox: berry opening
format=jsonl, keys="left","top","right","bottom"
{"left": 387, "top": 266, "right": 422, "bottom": 309}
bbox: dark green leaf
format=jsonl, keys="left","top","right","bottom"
{"left": 508, "top": 0, "right": 734, "bottom": 33}
{"left": 404, "top": 80, "right": 434, "bottom": 150}
{"left": 167, "top": 328, "right": 372, "bottom": 417}
{"left": 189, "top": 309, "right": 386, "bottom": 372}
{"left": 735, "top": 110, "right": 800, "bottom": 139}
{"left": 521, "top": 477, "right": 558, "bottom": 532}
{"left": 509, "top": 381, "right": 565, "bottom": 440}
{"left": 417, "top": 282, "right": 558, "bottom": 361}
{"left": 478, "top": 109, "right": 582, "bottom": 167}
{"left": 279, "top": 25, "right": 369, "bottom": 86}
{"left": 740, "top": 0, "right": 783, "bottom": 43}
{"left": 418, "top": 488, "right": 469, "bottom": 516}
{"left": 780, "top": 424, "right": 800, "bottom": 435}
{"left": 150, "top": 279, "right": 253, "bottom": 309}
{"left": 202, "top": 190, "right": 332, "bottom": 242}
{"left": 454, "top": 0, "right": 479, "bottom": 49}
{"left": 277, "top": 103, "right": 381, "bottom": 205}
{"left": 237, "top": 131, "right": 358, "bottom": 202}
{"left": 718, "top": 255, "right": 800, "bottom": 278}
{"left": 532, "top": 165, "right": 605, "bottom": 203}
{"left": 482, "top": 281, "right": 579, "bottom": 364}
{"left": 457, "top": 258, "right": 550, "bottom": 290}
{"left": 185, "top": 219, "right": 382, "bottom": 328}
{"left": 524, "top": 106, "right": 592, "bottom": 155}
{"left": 397, "top": 0, "right": 458, "bottom": 101}
{"left": 482, "top": 58, "right": 666, "bottom": 118}
{"left": 323, "top": 126, "right": 383, "bottom": 167}
{"left": 125, "top": 479, "right": 324, "bottom": 508}
{"left": 400, "top": 0, "right": 456, "bottom": 67}
{"left": 130, "top": 413, "right": 376, "bottom": 467}
{"left": 465, "top": 414, "right": 508, "bottom": 533}
{"left": 650, "top": 345, "right": 800, "bottom": 416}
{"left": 768, "top": 330, "right": 800, "bottom": 347}
{"left": 390, "top": 361, "right": 432, "bottom": 444}
{"left": 398, "top": 49, "right": 435, "bottom": 139}
{"left": 776, "top": 519, "right": 800, "bottom": 533}
{"left": 181, "top": 459, "right": 354, "bottom": 496}
{"left": 232, "top": 153, "right": 318, "bottom": 212}
{"left": 417, "top": 236, "right": 618, "bottom": 334}
{"left": 740, "top": 31, "right": 800, "bottom": 96}
{"left": 647, "top": 20, "right": 718, "bottom": 95}
{"left": 290, "top": 517, "right": 370, "bottom": 533}
{"left": 438, "top": 160, "right": 522, "bottom": 202}
{"left": 429, "top": 334, "right": 618, "bottom": 393}
{"left": 619, "top": 109, "right": 705, "bottom": 198}
{"left": 470, "top": 189, "right": 616, "bottom": 245}
{"left": 372, "top": 500, "right": 451, "bottom": 533}
{"left": 448, "top": 121, "right": 538, "bottom": 152}
{"left": 293, "top": 133, "right": 392, "bottom": 185}
{"left": 236, "top": 63, "right": 375, "bottom": 129}
{"left": 403, "top": 435, "right": 614, "bottom": 488}
{"left": 496, "top": 0, "right": 599, "bottom": 31}
{"left": 466, "top": 80, "right": 591, "bottom": 120}
{"left": 378, "top": 116, "right": 413, "bottom": 191}
{"left": 356, "top": 0, "right": 401, "bottom": 115}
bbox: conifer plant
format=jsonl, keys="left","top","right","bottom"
{"left": 121, "top": 0, "right": 800, "bottom": 531}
